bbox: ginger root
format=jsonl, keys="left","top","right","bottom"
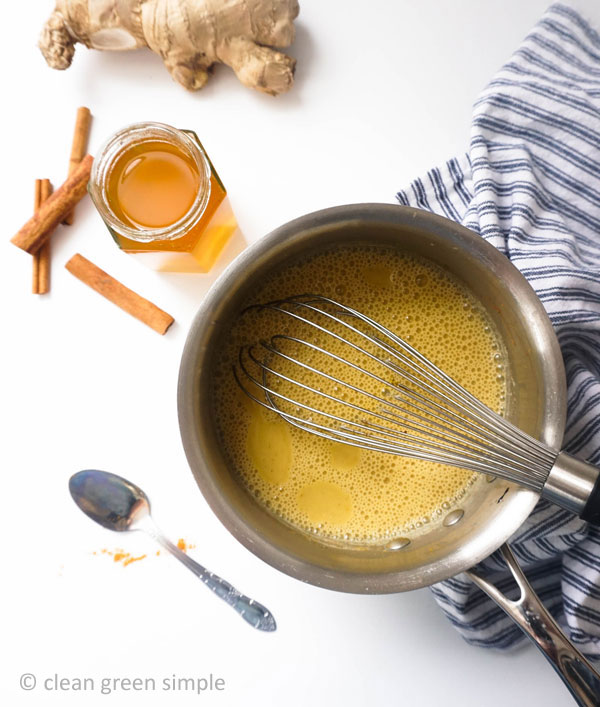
{"left": 39, "top": 0, "right": 299, "bottom": 95}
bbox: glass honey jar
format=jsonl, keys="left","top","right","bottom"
{"left": 89, "top": 122, "right": 237, "bottom": 272}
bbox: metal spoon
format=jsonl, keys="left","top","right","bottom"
{"left": 69, "top": 469, "right": 276, "bottom": 632}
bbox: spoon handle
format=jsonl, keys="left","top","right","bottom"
{"left": 142, "top": 521, "right": 276, "bottom": 632}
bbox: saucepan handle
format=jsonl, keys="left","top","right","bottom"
{"left": 466, "top": 544, "right": 600, "bottom": 707}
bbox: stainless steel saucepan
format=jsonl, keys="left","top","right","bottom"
{"left": 177, "top": 204, "right": 600, "bottom": 705}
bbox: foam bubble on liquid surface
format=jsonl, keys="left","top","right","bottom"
{"left": 212, "top": 246, "right": 507, "bottom": 544}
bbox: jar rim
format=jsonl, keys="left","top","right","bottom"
{"left": 89, "top": 122, "right": 212, "bottom": 243}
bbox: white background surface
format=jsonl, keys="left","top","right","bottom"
{"left": 3, "top": 1, "right": 599, "bottom": 705}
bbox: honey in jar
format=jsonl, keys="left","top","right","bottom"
{"left": 89, "top": 122, "right": 237, "bottom": 272}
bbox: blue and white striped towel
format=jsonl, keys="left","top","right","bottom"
{"left": 396, "top": 3, "right": 600, "bottom": 658}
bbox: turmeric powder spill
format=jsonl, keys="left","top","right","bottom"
{"left": 93, "top": 539, "right": 196, "bottom": 567}
{"left": 176, "top": 538, "right": 196, "bottom": 552}
{"left": 93, "top": 548, "right": 147, "bottom": 567}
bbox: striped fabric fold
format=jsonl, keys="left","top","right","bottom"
{"left": 396, "top": 3, "right": 600, "bottom": 658}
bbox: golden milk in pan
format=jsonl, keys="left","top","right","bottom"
{"left": 212, "top": 245, "right": 507, "bottom": 544}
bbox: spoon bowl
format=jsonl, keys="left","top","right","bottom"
{"left": 69, "top": 469, "right": 150, "bottom": 531}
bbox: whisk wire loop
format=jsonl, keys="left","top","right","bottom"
{"left": 234, "top": 295, "right": 558, "bottom": 492}
{"left": 258, "top": 335, "right": 549, "bottom": 479}
{"left": 263, "top": 299, "right": 549, "bottom": 462}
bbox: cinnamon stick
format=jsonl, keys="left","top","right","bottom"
{"left": 65, "top": 254, "right": 175, "bottom": 335}
{"left": 33, "top": 180, "right": 42, "bottom": 210}
{"left": 32, "top": 179, "right": 53, "bottom": 294}
{"left": 64, "top": 107, "right": 92, "bottom": 225}
{"left": 11, "top": 154, "right": 93, "bottom": 255}
{"left": 31, "top": 180, "right": 42, "bottom": 292}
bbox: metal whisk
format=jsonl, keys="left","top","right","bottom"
{"left": 234, "top": 295, "right": 600, "bottom": 524}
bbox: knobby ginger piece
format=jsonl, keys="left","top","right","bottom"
{"left": 39, "top": 0, "right": 300, "bottom": 96}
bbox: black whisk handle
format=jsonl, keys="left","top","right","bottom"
{"left": 581, "top": 475, "right": 600, "bottom": 526}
